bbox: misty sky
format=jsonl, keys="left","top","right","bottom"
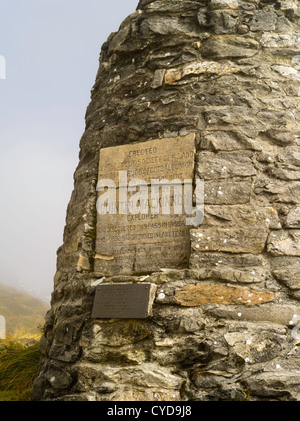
{"left": 0, "top": 0, "right": 138, "bottom": 302}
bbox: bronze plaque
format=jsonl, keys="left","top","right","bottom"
{"left": 95, "top": 133, "right": 196, "bottom": 275}
{"left": 91, "top": 284, "right": 153, "bottom": 319}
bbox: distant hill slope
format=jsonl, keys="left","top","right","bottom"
{"left": 0, "top": 283, "right": 49, "bottom": 335}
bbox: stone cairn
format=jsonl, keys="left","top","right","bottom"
{"left": 33, "top": 0, "right": 300, "bottom": 401}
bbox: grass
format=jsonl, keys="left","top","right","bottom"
{"left": 0, "top": 329, "right": 41, "bottom": 401}
{"left": 0, "top": 391, "right": 17, "bottom": 401}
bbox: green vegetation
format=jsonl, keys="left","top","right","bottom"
{"left": 0, "top": 330, "right": 41, "bottom": 401}
{"left": 0, "top": 391, "right": 17, "bottom": 401}
{"left": 0, "top": 282, "right": 49, "bottom": 335}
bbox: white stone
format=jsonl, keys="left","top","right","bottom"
{"left": 272, "top": 65, "right": 300, "bottom": 81}
{"left": 210, "top": 0, "right": 239, "bottom": 9}
{"left": 0, "top": 315, "right": 5, "bottom": 339}
{"left": 91, "top": 277, "right": 105, "bottom": 287}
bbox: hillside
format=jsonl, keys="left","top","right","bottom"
{"left": 0, "top": 283, "right": 49, "bottom": 335}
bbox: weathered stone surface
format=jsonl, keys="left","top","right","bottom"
{"left": 86, "top": 320, "right": 152, "bottom": 347}
{"left": 64, "top": 234, "right": 80, "bottom": 254}
{"left": 267, "top": 148, "right": 300, "bottom": 182}
{"left": 205, "top": 304, "right": 300, "bottom": 326}
{"left": 49, "top": 344, "right": 81, "bottom": 363}
{"left": 188, "top": 265, "right": 267, "bottom": 284}
{"left": 97, "top": 133, "right": 195, "bottom": 183}
{"left": 94, "top": 363, "right": 183, "bottom": 390}
{"left": 204, "top": 178, "right": 253, "bottom": 205}
{"left": 224, "top": 325, "right": 287, "bottom": 364}
{"left": 83, "top": 343, "right": 149, "bottom": 365}
{"left": 201, "top": 36, "right": 259, "bottom": 59}
{"left": 108, "top": 389, "right": 181, "bottom": 401}
{"left": 164, "top": 61, "right": 239, "bottom": 85}
{"left": 260, "top": 33, "right": 300, "bottom": 51}
{"left": 268, "top": 165, "right": 300, "bottom": 181}
{"left": 280, "top": 147, "right": 300, "bottom": 167}
{"left": 91, "top": 283, "right": 156, "bottom": 319}
{"left": 45, "top": 367, "right": 73, "bottom": 390}
{"left": 266, "top": 130, "right": 299, "bottom": 146}
{"left": 269, "top": 255, "right": 300, "bottom": 300}
{"left": 140, "top": 15, "right": 199, "bottom": 37}
{"left": 267, "top": 230, "right": 300, "bottom": 256}
{"left": 151, "top": 69, "right": 165, "bottom": 88}
{"left": 200, "top": 131, "right": 262, "bottom": 151}
{"left": 272, "top": 265, "right": 300, "bottom": 290}
{"left": 35, "top": 0, "right": 300, "bottom": 403}
{"left": 285, "top": 206, "right": 300, "bottom": 228}
{"left": 197, "top": 151, "right": 256, "bottom": 180}
{"left": 191, "top": 226, "right": 268, "bottom": 254}
{"left": 254, "top": 179, "right": 300, "bottom": 204}
{"left": 0, "top": 315, "right": 5, "bottom": 340}
{"left": 250, "top": 11, "right": 278, "bottom": 32}
{"left": 198, "top": 9, "right": 240, "bottom": 35}
{"left": 76, "top": 254, "right": 91, "bottom": 271}
{"left": 202, "top": 106, "right": 266, "bottom": 131}
{"left": 272, "top": 65, "right": 300, "bottom": 81}
{"left": 242, "top": 371, "right": 300, "bottom": 400}
{"left": 203, "top": 205, "right": 281, "bottom": 229}
{"left": 209, "top": 0, "right": 239, "bottom": 10}
{"left": 174, "top": 284, "right": 274, "bottom": 307}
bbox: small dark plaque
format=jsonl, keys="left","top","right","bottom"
{"left": 92, "top": 284, "right": 152, "bottom": 319}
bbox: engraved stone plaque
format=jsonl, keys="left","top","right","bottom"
{"left": 91, "top": 284, "right": 155, "bottom": 319}
{"left": 95, "top": 134, "right": 196, "bottom": 275}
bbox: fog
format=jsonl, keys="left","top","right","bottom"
{"left": 0, "top": 0, "right": 138, "bottom": 303}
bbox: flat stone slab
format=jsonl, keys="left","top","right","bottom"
{"left": 191, "top": 226, "right": 269, "bottom": 254}
{"left": 174, "top": 284, "right": 274, "bottom": 307}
